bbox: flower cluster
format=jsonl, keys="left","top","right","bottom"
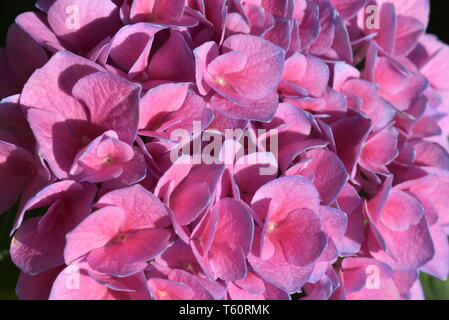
{"left": 1, "top": 0, "right": 449, "bottom": 300}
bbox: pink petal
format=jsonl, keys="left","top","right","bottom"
{"left": 50, "top": 264, "right": 150, "bottom": 300}
{"left": 87, "top": 228, "right": 170, "bottom": 276}
{"left": 251, "top": 176, "right": 321, "bottom": 221}
{"left": 369, "top": 190, "right": 435, "bottom": 270}
{"left": 336, "top": 184, "right": 364, "bottom": 255}
{"left": 0, "top": 141, "right": 34, "bottom": 214}
{"left": 97, "top": 184, "right": 170, "bottom": 230}
{"left": 410, "top": 139, "right": 449, "bottom": 170}
{"left": 282, "top": 53, "right": 329, "bottom": 97}
{"left": 421, "top": 44, "right": 449, "bottom": 91}
{"left": 64, "top": 206, "right": 125, "bottom": 264}
{"left": 375, "top": 3, "right": 397, "bottom": 55}
{"left": 47, "top": 0, "right": 121, "bottom": 51}
{"left": 50, "top": 266, "right": 112, "bottom": 300}
{"left": 420, "top": 223, "right": 449, "bottom": 280}
{"left": 194, "top": 41, "right": 219, "bottom": 96}
{"left": 331, "top": 113, "right": 372, "bottom": 177}
{"left": 153, "top": 0, "right": 186, "bottom": 23}
{"left": 169, "top": 163, "right": 224, "bottom": 226}
{"left": 71, "top": 71, "right": 140, "bottom": 144}
{"left": 139, "top": 83, "right": 189, "bottom": 129}
{"left": 22, "top": 51, "right": 103, "bottom": 177}
{"left": 341, "top": 257, "right": 401, "bottom": 300}
{"left": 376, "top": 0, "right": 429, "bottom": 27}
{"left": 248, "top": 231, "right": 315, "bottom": 293}
{"left": 394, "top": 16, "right": 424, "bottom": 56}
{"left": 11, "top": 182, "right": 96, "bottom": 274}
{"left": 69, "top": 131, "right": 134, "bottom": 183}
{"left": 207, "top": 50, "right": 248, "bottom": 75}
{"left": 13, "top": 180, "right": 90, "bottom": 232}
{"left": 360, "top": 126, "right": 399, "bottom": 172}
{"left": 191, "top": 205, "right": 218, "bottom": 257}
{"left": 15, "top": 12, "right": 65, "bottom": 52}
{"left": 264, "top": 16, "right": 292, "bottom": 51}
{"left": 147, "top": 30, "right": 195, "bottom": 82}
{"left": 109, "top": 23, "right": 163, "bottom": 76}
{"left": 6, "top": 24, "right": 48, "bottom": 82}
{"left": 319, "top": 206, "right": 348, "bottom": 255}
{"left": 330, "top": 0, "right": 368, "bottom": 19}
{"left": 209, "top": 92, "right": 279, "bottom": 122}
{"left": 234, "top": 152, "right": 278, "bottom": 194}
{"left": 168, "top": 269, "right": 216, "bottom": 300}
{"left": 267, "top": 207, "right": 327, "bottom": 266}
{"left": 148, "top": 278, "right": 194, "bottom": 300}
{"left": 208, "top": 34, "right": 284, "bottom": 104}
{"left": 16, "top": 266, "right": 63, "bottom": 300}
{"left": 302, "top": 148, "right": 348, "bottom": 205}
{"left": 208, "top": 198, "right": 254, "bottom": 280}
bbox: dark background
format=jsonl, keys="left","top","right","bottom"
{"left": 0, "top": 0, "right": 448, "bottom": 300}
{"left": 428, "top": 0, "right": 449, "bottom": 43}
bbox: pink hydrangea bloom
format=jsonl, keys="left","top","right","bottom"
{"left": 1, "top": 0, "right": 449, "bottom": 300}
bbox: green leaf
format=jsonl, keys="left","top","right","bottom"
{"left": 420, "top": 272, "right": 449, "bottom": 300}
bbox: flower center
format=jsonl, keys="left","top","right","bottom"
{"left": 184, "top": 262, "right": 194, "bottom": 273}
{"left": 103, "top": 156, "right": 113, "bottom": 164}
{"left": 216, "top": 77, "right": 226, "bottom": 86}
{"left": 268, "top": 222, "right": 277, "bottom": 232}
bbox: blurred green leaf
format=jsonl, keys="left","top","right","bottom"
{"left": 421, "top": 272, "right": 449, "bottom": 300}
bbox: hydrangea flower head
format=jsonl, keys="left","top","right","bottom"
{"left": 1, "top": 0, "right": 449, "bottom": 300}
